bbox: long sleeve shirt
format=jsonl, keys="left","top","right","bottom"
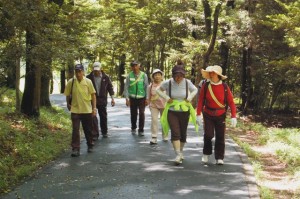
{"left": 156, "top": 78, "right": 198, "bottom": 111}
{"left": 124, "top": 71, "right": 149, "bottom": 99}
{"left": 196, "top": 81, "right": 236, "bottom": 118}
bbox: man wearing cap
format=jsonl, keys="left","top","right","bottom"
{"left": 87, "top": 62, "right": 115, "bottom": 139}
{"left": 124, "top": 61, "right": 149, "bottom": 136}
{"left": 64, "top": 63, "right": 97, "bottom": 157}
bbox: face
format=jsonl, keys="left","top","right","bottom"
{"left": 75, "top": 69, "right": 84, "bottom": 81}
{"left": 153, "top": 72, "right": 162, "bottom": 82}
{"left": 94, "top": 70, "right": 101, "bottom": 77}
{"left": 131, "top": 64, "right": 140, "bottom": 74}
{"left": 173, "top": 73, "right": 184, "bottom": 83}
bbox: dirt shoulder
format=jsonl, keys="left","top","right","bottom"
{"left": 227, "top": 113, "right": 300, "bottom": 199}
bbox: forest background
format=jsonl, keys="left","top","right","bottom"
{"left": 0, "top": 0, "right": 299, "bottom": 198}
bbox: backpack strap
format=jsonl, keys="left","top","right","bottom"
{"left": 203, "top": 81, "right": 228, "bottom": 111}
{"left": 169, "top": 80, "right": 172, "bottom": 98}
{"left": 185, "top": 79, "right": 188, "bottom": 99}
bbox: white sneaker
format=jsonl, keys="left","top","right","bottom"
{"left": 149, "top": 138, "right": 157, "bottom": 145}
{"left": 180, "top": 153, "right": 184, "bottom": 160}
{"left": 175, "top": 155, "right": 182, "bottom": 165}
{"left": 202, "top": 155, "right": 209, "bottom": 163}
{"left": 216, "top": 159, "right": 224, "bottom": 165}
{"left": 163, "top": 136, "right": 168, "bottom": 142}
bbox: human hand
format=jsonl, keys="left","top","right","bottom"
{"left": 231, "top": 118, "right": 237, "bottom": 128}
{"left": 196, "top": 115, "right": 203, "bottom": 126}
{"left": 111, "top": 99, "right": 115, "bottom": 107}
{"left": 67, "top": 104, "right": 71, "bottom": 111}
{"left": 126, "top": 99, "right": 130, "bottom": 107}
{"left": 145, "top": 99, "right": 149, "bottom": 106}
{"left": 167, "top": 98, "right": 173, "bottom": 104}
{"left": 92, "top": 108, "right": 97, "bottom": 116}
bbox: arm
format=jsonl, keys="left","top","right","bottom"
{"left": 227, "top": 86, "right": 237, "bottom": 118}
{"left": 186, "top": 80, "right": 198, "bottom": 102}
{"left": 196, "top": 85, "right": 205, "bottom": 116}
{"left": 91, "top": 93, "right": 97, "bottom": 116}
{"left": 156, "top": 85, "right": 171, "bottom": 102}
{"left": 107, "top": 77, "right": 115, "bottom": 106}
{"left": 124, "top": 75, "right": 130, "bottom": 106}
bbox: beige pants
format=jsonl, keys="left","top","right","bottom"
{"left": 150, "top": 106, "right": 164, "bottom": 139}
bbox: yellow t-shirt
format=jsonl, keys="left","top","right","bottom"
{"left": 64, "top": 77, "right": 96, "bottom": 114}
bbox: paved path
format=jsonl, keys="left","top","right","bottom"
{"left": 3, "top": 94, "right": 259, "bottom": 199}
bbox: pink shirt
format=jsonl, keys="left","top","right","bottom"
{"left": 147, "top": 82, "right": 166, "bottom": 109}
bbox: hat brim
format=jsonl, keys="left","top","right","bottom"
{"left": 93, "top": 67, "right": 101, "bottom": 71}
{"left": 201, "top": 69, "right": 227, "bottom": 80}
{"left": 151, "top": 71, "right": 164, "bottom": 80}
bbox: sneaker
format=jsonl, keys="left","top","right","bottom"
{"left": 150, "top": 138, "right": 157, "bottom": 145}
{"left": 92, "top": 137, "right": 99, "bottom": 141}
{"left": 202, "top": 155, "right": 209, "bottom": 163}
{"left": 102, "top": 134, "right": 108, "bottom": 138}
{"left": 174, "top": 155, "right": 182, "bottom": 165}
{"left": 71, "top": 150, "right": 80, "bottom": 157}
{"left": 138, "top": 131, "right": 144, "bottom": 136}
{"left": 216, "top": 159, "right": 224, "bottom": 165}
{"left": 87, "top": 147, "right": 93, "bottom": 153}
{"left": 180, "top": 153, "right": 184, "bottom": 160}
{"left": 163, "top": 136, "right": 168, "bottom": 142}
{"left": 131, "top": 129, "right": 137, "bottom": 134}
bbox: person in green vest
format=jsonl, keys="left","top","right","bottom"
{"left": 124, "top": 61, "right": 149, "bottom": 136}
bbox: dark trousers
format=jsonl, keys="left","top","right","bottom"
{"left": 167, "top": 110, "right": 190, "bottom": 142}
{"left": 92, "top": 116, "right": 100, "bottom": 139}
{"left": 129, "top": 97, "right": 145, "bottom": 132}
{"left": 203, "top": 112, "right": 226, "bottom": 160}
{"left": 71, "top": 113, "right": 93, "bottom": 150}
{"left": 97, "top": 105, "right": 108, "bottom": 135}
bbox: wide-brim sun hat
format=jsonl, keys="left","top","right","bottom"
{"left": 172, "top": 65, "right": 186, "bottom": 75}
{"left": 201, "top": 65, "right": 227, "bottom": 80}
{"left": 151, "top": 69, "right": 164, "bottom": 79}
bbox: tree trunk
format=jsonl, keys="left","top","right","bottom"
{"left": 202, "top": 2, "right": 222, "bottom": 68}
{"left": 118, "top": 54, "right": 126, "bottom": 96}
{"left": 40, "top": 62, "right": 52, "bottom": 107}
{"left": 21, "top": 31, "right": 40, "bottom": 117}
{"left": 202, "top": 0, "right": 211, "bottom": 36}
{"left": 15, "top": 36, "right": 21, "bottom": 112}
{"left": 219, "top": 41, "right": 229, "bottom": 76}
{"left": 241, "top": 48, "right": 247, "bottom": 112}
{"left": 60, "top": 69, "right": 66, "bottom": 93}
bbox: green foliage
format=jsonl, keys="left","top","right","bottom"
{"left": 259, "top": 186, "right": 275, "bottom": 199}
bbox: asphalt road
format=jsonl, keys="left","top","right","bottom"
{"left": 2, "top": 94, "right": 259, "bottom": 199}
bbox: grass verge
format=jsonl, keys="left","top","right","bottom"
{"left": 0, "top": 89, "right": 71, "bottom": 194}
{"left": 227, "top": 116, "right": 300, "bottom": 199}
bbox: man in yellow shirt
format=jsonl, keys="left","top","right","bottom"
{"left": 64, "top": 64, "right": 97, "bottom": 157}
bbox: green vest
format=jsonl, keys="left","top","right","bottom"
{"left": 128, "top": 71, "right": 146, "bottom": 98}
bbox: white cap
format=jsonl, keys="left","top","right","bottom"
{"left": 93, "top": 62, "right": 101, "bottom": 71}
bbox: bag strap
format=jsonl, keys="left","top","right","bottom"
{"left": 129, "top": 72, "right": 144, "bottom": 87}
{"left": 185, "top": 79, "right": 188, "bottom": 99}
{"left": 208, "top": 83, "right": 225, "bottom": 108}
